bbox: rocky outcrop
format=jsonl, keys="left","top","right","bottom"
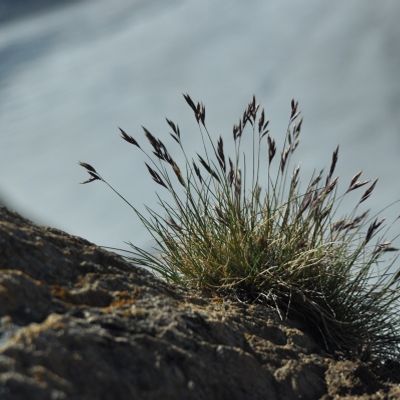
{"left": 0, "top": 207, "right": 399, "bottom": 399}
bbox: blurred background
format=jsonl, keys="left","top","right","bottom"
{"left": 1, "top": 0, "right": 400, "bottom": 251}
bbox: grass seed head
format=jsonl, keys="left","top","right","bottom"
{"left": 81, "top": 95, "right": 400, "bottom": 362}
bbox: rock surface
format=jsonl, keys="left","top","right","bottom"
{"left": 0, "top": 207, "right": 399, "bottom": 400}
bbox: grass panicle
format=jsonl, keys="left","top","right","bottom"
{"left": 81, "top": 95, "right": 400, "bottom": 362}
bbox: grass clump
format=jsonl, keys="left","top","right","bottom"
{"left": 81, "top": 95, "right": 400, "bottom": 361}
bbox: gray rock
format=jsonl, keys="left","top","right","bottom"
{"left": 0, "top": 207, "right": 398, "bottom": 399}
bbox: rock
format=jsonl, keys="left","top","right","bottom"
{"left": 0, "top": 207, "right": 399, "bottom": 399}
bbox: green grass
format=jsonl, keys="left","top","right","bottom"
{"left": 81, "top": 95, "right": 400, "bottom": 361}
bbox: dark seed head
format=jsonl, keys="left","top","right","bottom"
{"left": 119, "top": 128, "right": 140, "bottom": 148}
{"left": 359, "top": 178, "right": 378, "bottom": 204}
{"left": 79, "top": 162, "right": 101, "bottom": 184}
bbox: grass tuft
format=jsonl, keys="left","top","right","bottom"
{"left": 81, "top": 95, "right": 400, "bottom": 361}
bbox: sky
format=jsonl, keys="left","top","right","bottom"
{"left": 0, "top": 0, "right": 399, "bottom": 251}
